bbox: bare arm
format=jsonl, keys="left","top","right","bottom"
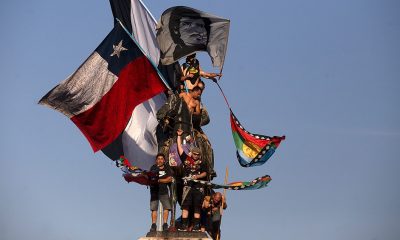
{"left": 177, "top": 129, "right": 184, "bottom": 156}
{"left": 199, "top": 66, "right": 222, "bottom": 79}
{"left": 222, "top": 195, "right": 227, "bottom": 209}
{"left": 194, "top": 100, "right": 201, "bottom": 115}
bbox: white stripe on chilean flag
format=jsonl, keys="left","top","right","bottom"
{"left": 109, "top": 0, "right": 168, "bottom": 170}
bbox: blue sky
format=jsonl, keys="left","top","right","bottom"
{"left": 1, "top": 0, "right": 399, "bottom": 239}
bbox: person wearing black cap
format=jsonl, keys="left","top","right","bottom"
{"left": 176, "top": 128, "right": 208, "bottom": 231}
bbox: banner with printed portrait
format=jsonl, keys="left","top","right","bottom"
{"left": 156, "top": 6, "right": 230, "bottom": 70}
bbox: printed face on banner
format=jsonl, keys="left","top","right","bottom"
{"left": 179, "top": 17, "right": 207, "bottom": 46}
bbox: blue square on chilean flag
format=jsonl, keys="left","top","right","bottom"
{"left": 97, "top": 24, "right": 143, "bottom": 76}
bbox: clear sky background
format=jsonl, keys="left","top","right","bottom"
{"left": 1, "top": 0, "right": 399, "bottom": 240}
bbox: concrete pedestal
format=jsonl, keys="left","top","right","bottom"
{"left": 138, "top": 230, "right": 211, "bottom": 240}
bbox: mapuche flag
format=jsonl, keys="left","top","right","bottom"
{"left": 230, "top": 110, "right": 285, "bottom": 167}
{"left": 39, "top": 22, "right": 166, "bottom": 170}
{"left": 182, "top": 175, "right": 272, "bottom": 190}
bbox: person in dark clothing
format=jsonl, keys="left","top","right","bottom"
{"left": 181, "top": 53, "right": 221, "bottom": 91}
{"left": 202, "top": 192, "right": 227, "bottom": 239}
{"left": 149, "top": 153, "right": 173, "bottom": 232}
{"left": 158, "top": 61, "right": 196, "bottom": 94}
{"left": 176, "top": 128, "right": 207, "bottom": 232}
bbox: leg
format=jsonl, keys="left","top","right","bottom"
{"left": 182, "top": 208, "right": 189, "bottom": 218}
{"left": 178, "top": 189, "right": 192, "bottom": 231}
{"left": 150, "top": 199, "right": 158, "bottom": 232}
{"left": 163, "top": 209, "right": 169, "bottom": 223}
{"left": 160, "top": 195, "right": 172, "bottom": 224}
{"left": 152, "top": 210, "right": 157, "bottom": 224}
{"left": 192, "top": 188, "right": 204, "bottom": 231}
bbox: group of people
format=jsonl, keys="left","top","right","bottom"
{"left": 148, "top": 53, "right": 226, "bottom": 238}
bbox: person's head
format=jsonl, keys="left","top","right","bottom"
{"left": 197, "top": 80, "right": 205, "bottom": 92}
{"left": 186, "top": 53, "right": 197, "bottom": 64}
{"left": 169, "top": 8, "right": 211, "bottom": 48}
{"left": 155, "top": 153, "right": 166, "bottom": 167}
{"left": 190, "top": 147, "right": 201, "bottom": 160}
{"left": 213, "top": 192, "right": 222, "bottom": 203}
{"left": 191, "top": 86, "right": 202, "bottom": 99}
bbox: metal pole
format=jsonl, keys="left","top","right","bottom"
{"left": 156, "top": 200, "right": 164, "bottom": 232}
{"left": 216, "top": 167, "right": 229, "bottom": 240}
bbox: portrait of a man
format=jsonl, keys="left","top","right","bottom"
{"left": 157, "top": 6, "right": 229, "bottom": 68}
{"left": 163, "top": 7, "right": 211, "bottom": 61}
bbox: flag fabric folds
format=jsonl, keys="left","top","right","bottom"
{"left": 183, "top": 175, "right": 272, "bottom": 190}
{"left": 109, "top": 0, "right": 159, "bottom": 65}
{"left": 39, "top": 21, "right": 166, "bottom": 169}
{"left": 103, "top": 0, "right": 169, "bottom": 170}
{"left": 156, "top": 6, "right": 230, "bottom": 69}
{"left": 230, "top": 110, "right": 285, "bottom": 167}
{"left": 116, "top": 156, "right": 157, "bottom": 185}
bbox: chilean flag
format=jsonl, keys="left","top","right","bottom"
{"left": 39, "top": 1, "right": 167, "bottom": 170}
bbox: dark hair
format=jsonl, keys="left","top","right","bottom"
{"left": 186, "top": 53, "right": 197, "bottom": 62}
{"left": 192, "top": 86, "right": 202, "bottom": 92}
{"left": 156, "top": 153, "right": 166, "bottom": 159}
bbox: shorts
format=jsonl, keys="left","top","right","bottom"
{"left": 182, "top": 187, "right": 204, "bottom": 213}
{"left": 150, "top": 194, "right": 172, "bottom": 211}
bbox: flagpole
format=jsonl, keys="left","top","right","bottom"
{"left": 138, "top": 0, "right": 158, "bottom": 24}
{"left": 116, "top": 18, "right": 172, "bottom": 91}
{"left": 216, "top": 166, "right": 229, "bottom": 240}
{"left": 214, "top": 80, "right": 231, "bottom": 110}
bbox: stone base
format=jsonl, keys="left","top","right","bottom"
{"left": 138, "top": 230, "right": 211, "bottom": 240}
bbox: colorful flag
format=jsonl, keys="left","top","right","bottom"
{"left": 183, "top": 175, "right": 272, "bottom": 190}
{"left": 116, "top": 156, "right": 157, "bottom": 185}
{"left": 39, "top": 22, "right": 166, "bottom": 169}
{"left": 120, "top": 153, "right": 272, "bottom": 190}
{"left": 230, "top": 110, "right": 285, "bottom": 167}
{"left": 156, "top": 6, "right": 230, "bottom": 69}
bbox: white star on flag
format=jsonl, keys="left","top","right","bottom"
{"left": 110, "top": 40, "right": 127, "bottom": 58}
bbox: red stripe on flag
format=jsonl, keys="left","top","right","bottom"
{"left": 71, "top": 56, "right": 166, "bottom": 152}
{"left": 230, "top": 114, "right": 269, "bottom": 148}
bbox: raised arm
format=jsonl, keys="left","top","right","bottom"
{"left": 199, "top": 66, "right": 222, "bottom": 79}
{"left": 177, "top": 128, "right": 184, "bottom": 156}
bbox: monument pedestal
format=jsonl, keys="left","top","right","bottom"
{"left": 138, "top": 230, "right": 212, "bottom": 240}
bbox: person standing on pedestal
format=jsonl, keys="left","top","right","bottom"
{"left": 176, "top": 129, "right": 208, "bottom": 232}
{"left": 149, "top": 153, "right": 173, "bottom": 232}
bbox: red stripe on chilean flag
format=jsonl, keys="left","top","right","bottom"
{"left": 71, "top": 56, "right": 165, "bottom": 152}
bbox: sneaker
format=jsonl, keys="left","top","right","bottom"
{"left": 150, "top": 223, "right": 156, "bottom": 232}
{"left": 177, "top": 223, "right": 188, "bottom": 231}
{"left": 192, "top": 223, "right": 201, "bottom": 232}
{"left": 163, "top": 223, "right": 168, "bottom": 231}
